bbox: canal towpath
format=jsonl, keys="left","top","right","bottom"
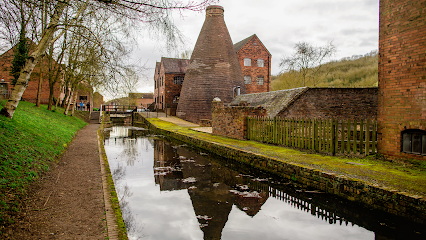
{"left": 3, "top": 121, "right": 120, "bottom": 240}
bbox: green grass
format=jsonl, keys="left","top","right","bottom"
{"left": 147, "top": 118, "right": 426, "bottom": 197}
{"left": 0, "top": 100, "right": 87, "bottom": 224}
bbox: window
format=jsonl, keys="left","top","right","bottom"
{"left": 79, "top": 96, "right": 87, "bottom": 101}
{"left": 244, "top": 76, "right": 251, "bottom": 84}
{"left": 244, "top": 58, "right": 251, "bottom": 66}
{"left": 257, "top": 77, "right": 264, "bottom": 85}
{"left": 173, "top": 76, "right": 184, "bottom": 85}
{"left": 402, "top": 130, "right": 426, "bottom": 155}
{"left": 257, "top": 59, "right": 264, "bottom": 67}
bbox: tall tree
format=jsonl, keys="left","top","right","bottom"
{"left": 0, "top": 0, "right": 216, "bottom": 119}
{"left": 279, "top": 41, "right": 336, "bottom": 87}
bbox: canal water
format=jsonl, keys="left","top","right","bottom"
{"left": 103, "top": 126, "right": 425, "bottom": 240}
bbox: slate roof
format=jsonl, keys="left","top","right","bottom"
{"left": 233, "top": 34, "right": 256, "bottom": 52}
{"left": 161, "top": 57, "right": 189, "bottom": 74}
{"left": 230, "top": 87, "right": 308, "bottom": 117}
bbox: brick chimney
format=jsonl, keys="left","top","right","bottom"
{"left": 176, "top": 5, "right": 246, "bottom": 123}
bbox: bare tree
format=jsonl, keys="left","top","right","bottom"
{"left": 0, "top": 0, "right": 216, "bottom": 119}
{"left": 279, "top": 41, "right": 336, "bottom": 87}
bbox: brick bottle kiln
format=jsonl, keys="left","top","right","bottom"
{"left": 176, "top": 5, "right": 246, "bottom": 123}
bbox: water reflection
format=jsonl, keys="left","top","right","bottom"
{"left": 103, "top": 126, "right": 425, "bottom": 240}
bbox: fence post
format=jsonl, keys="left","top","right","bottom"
{"left": 353, "top": 119, "right": 357, "bottom": 154}
{"left": 366, "top": 119, "right": 370, "bottom": 155}
{"left": 360, "top": 119, "right": 364, "bottom": 155}
{"left": 331, "top": 119, "right": 336, "bottom": 156}
{"left": 313, "top": 119, "right": 318, "bottom": 151}
{"left": 347, "top": 119, "right": 351, "bottom": 154}
{"left": 372, "top": 120, "right": 377, "bottom": 154}
{"left": 273, "top": 117, "right": 277, "bottom": 144}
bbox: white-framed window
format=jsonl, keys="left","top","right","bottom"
{"left": 244, "top": 58, "right": 251, "bottom": 66}
{"left": 257, "top": 77, "right": 264, "bottom": 85}
{"left": 173, "top": 76, "right": 184, "bottom": 85}
{"left": 244, "top": 76, "right": 251, "bottom": 84}
{"left": 257, "top": 59, "right": 264, "bottom": 67}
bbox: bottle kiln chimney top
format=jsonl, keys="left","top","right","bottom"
{"left": 206, "top": 5, "right": 224, "bottom": 17}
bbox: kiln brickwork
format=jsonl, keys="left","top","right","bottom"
{"left": 176, "top": 5, "right": 246, "bottom": 123}
{"left": 234, "top": 34, "right": 271, "bottom": 94}
{"left": 278, "top": 88, "right": 378, "bottom": 120}
{"left": 378, "top": 0, "right": 426, "bottom": 161}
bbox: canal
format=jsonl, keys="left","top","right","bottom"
{"left": 103, "top": 126, "right": 425, "bottom": 240}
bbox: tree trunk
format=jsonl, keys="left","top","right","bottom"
{"left": 47, "top": 81, "right": 55, "bottom": 110}
{"left": 64, "top": 89, "right": 74, "bottom": 116}
{"left": 71, "top": 90, "right": 77, "bottom": 116}
{"left": 36, "top": 56, "right": 43, "bottom": 107}
{"left": 0, "top": 1, "right": 67, "bottom": 118}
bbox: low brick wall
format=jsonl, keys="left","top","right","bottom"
{"left": 134, "top": 115, "right": 426, "bottom": 224}
{"left": 212, "top": 101, "right": 266, "bottom": 140}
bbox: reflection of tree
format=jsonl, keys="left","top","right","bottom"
{"left": 111, "top": 162, "right": 145, "bottom": 238}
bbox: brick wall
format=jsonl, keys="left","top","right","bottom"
{"left": 278, "top": 88, "right": 378, "bottom": 120}
{"left": 0, "top": 47, "right": 62, "bottom": 104}
{"left": 378, "top": 0, "right": 426, "bottom": 161}
{"left": 212, "top": 100, "right": 266, "bottom": 140}
{"left": 236, "top": 36, "right": 271, "bottom": 94}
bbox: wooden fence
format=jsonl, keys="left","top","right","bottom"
{"left": 247, "top": 117, "right": 377, "bottom": 156}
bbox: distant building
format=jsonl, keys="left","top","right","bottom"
{"left": 154, "top": 57, "right": 189, "bottom": 111}
{"left": 129, "top": 92, "right": 154, "bottom": 108}
{"left": 234, "top": 34, "right": 271, "bottom": 94}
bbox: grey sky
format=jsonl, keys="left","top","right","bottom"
{"left": 134, "top": 0, "right": 379, "bottom": 94}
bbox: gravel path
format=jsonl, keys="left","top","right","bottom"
{"left": 4, "top": 123, "right": 106, "bottom": 239}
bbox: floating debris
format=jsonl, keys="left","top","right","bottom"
{"left": 213, "top": 183, "right": 220, "bottom": 187}
{"left": 188, "top": 186, "right": 197, "bottom": 189}
{"left": 229, "top": 190, "right": 263, "bottom": 198}
{"left": 182, "top": 177, "right": 197, "bottom": 183}
{"left": 196, "top": 215, "right": 212, "bottom": 220}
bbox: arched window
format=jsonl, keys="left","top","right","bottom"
{"left": 402, "top": 129, "right": 426, "bottom": 155}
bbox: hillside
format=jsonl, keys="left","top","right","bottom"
{"left": 272, "top": 51, "right": 378, "bottom": 90}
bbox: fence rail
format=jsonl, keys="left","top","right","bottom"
{"left": 247, "top": 117, "right": 377, "bottom": 156}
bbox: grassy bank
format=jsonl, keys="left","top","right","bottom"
{"left": 0, "top": 100, "right": 87, "bottom": 224}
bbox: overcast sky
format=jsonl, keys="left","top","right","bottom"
{"left": 134, "top": 0, "right": 379, "bottom": 94}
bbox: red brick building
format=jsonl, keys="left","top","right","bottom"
{"left": 154, "top": 57, "right": 189, "bottom": 111}
{"left": 234, "top": 34, "right": 271, "bottom": 94}
{"left": 0, "top": 44, "right": 64, "bottom": 104}
{"left": 377, "top": 0, "right": 426, "bottom": 161}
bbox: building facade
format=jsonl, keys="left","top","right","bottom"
{"left": 234, "top": 34, "right": 271, "bottom": 94}
{"left": 154, "top": 57, "right": 189, "bottom": 111}
{"left": 377, "top": 0, "right": 426, "bottom": 161}
{"left": 0, "top": 45, "right": 64, "bottom": 104}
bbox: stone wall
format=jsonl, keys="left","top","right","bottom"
{"left": 212, "top": 101, "right": 266, "bottom": 140}
{"left": 378, "top": 0, "right": 426, "bottom": 161}
{"left": 278, "top": 88, "right": 378, "bottom": 120}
